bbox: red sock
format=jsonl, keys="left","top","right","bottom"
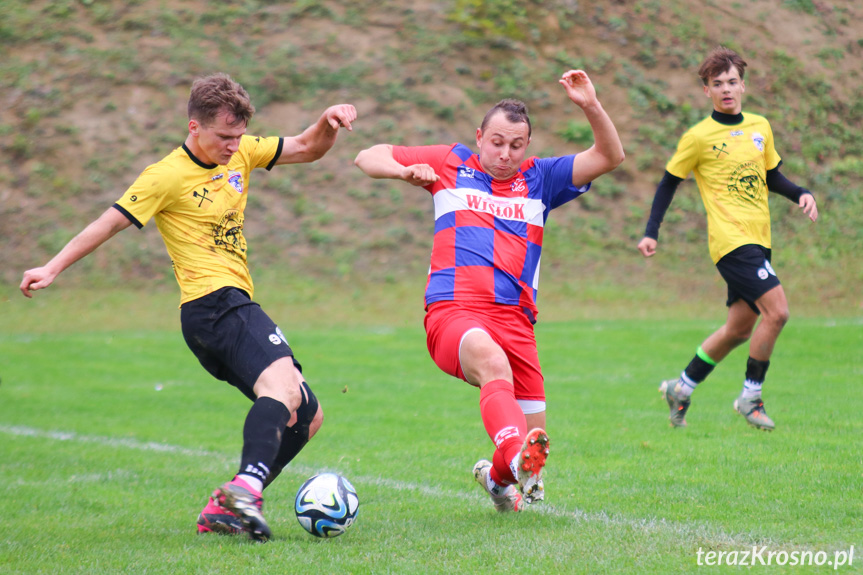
{"left": 479, "top": 379, "right": 526, "bottom": 485}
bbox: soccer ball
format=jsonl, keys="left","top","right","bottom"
{"left": 294, "top": 472, "right": 359, "bottom": 538}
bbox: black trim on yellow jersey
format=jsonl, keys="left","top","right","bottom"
{"left": 181, "top": 143, "right": 218, "bottom": 170}
{"left": 266, "top": 137, "right": 284, "bottom": 171}
{"left": 112, "top": 203, "right": 143, "bottom": 229}
{"left": 711, "top": 110, "right": 744, "bottom": 125}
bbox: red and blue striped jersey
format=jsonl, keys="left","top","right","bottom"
{"left": 393, "top": 143, "right": 589, "bottom": 320}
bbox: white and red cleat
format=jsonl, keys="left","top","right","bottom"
{"left": 514, "top": 428, "right": 549, "bottom": 501}
{"left": 473, "top": 459, "right": 524, "bottom": 512}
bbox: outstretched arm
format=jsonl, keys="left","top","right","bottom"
{"left": 766, "top": 167, "right": 818, "bottom": 222}
{"left": 275, "top": 104, "right": 357, "bottom": 165}
{"left": 20, "top": 207, "right": 132, "bottom": 298}
{"left": 560, "top": 70, "right": 625, "bottom": 187}
{"left": 354, "top": 144, "right": 440, "bottom": 187}
{"left": 637, "top": 171, "right": 684, "bottom": 257}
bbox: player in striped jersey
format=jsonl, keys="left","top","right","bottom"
{"left": 355, "top": 70, "right": 624, "bottom": 511}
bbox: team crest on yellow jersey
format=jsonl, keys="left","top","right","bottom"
{"left": 751, "top": 132, "right": 765, "bottom": 152}
{"left": 228, "top": 170, "right": 244, "bottom": 194}
{"left": 728, "top": 161, "right": 765, "bottom": 207}
{"left": 213, "top": 209, "right": 246, "bottom": 255}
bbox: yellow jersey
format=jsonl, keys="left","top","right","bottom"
{"left": 114, "top": 135, "right": 283, "bottom": 305}
{"left": 666, "top": 112, "right": 780, "bottom": 263}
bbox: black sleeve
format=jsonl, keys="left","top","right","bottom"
{"left": 643, "top": 171, "right": 684, "bottom": 240}
{"left": 766, "top": 166, "right": 812, "bottom": 203}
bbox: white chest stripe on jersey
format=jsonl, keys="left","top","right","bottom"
{"left": 433, "top": 187, "right": 546, "bottom": 227}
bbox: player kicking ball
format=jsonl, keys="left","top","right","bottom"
{"left": 637, "top": 47, "right": 818, "bottom": 431}
{"left": 21, "top": 73, "right": 357, "bottom": 540}
{"left": 354, "top": 70, "right": 624, "bottom": 510}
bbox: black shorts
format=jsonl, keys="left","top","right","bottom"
{"left": 180, "top": 287, "right": 301, "bottom": 400}
{"left": 715, "top": 244, "right": 781, "bottom": 314}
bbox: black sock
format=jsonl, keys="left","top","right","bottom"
{"left": 263, "top": 381, "right": 319, "bottom": 490}
{"left": 745, "top": 357, "right": 770, "bottom": 383}
{"left": 239, "top": 396, "right": 291, "bottom": 486}
{"left": 684, "top": 354, "right": 715, "bottom": 384}
{"left": 264, "top": 427, "right": 310, "bottom": 490}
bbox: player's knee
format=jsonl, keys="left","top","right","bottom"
{"left": 256, "top": 384, "right": 300, "bottom": 410}
{"left": 278, "top": 382, "right": 304, "bottom": 411}
{"left": 760, "top": 305, "right": 789, "bottom": 332}
{"left": 254, "top": 358, "right": 305, "bottom": 409}
{"left": 292, "top": 381, "right": 321, "bottom": 440}
{"left": 308, "top": 404, "right": 324, "bottom": 440}
{"left": 460, "top": 330, "right": 511, "bottom": 382}
{"left": 479, "top": 352, "right": 512, "bottom": 381}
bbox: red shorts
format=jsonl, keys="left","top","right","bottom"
{"left": 424, "top": 300, "right": 545, "bottom": 407}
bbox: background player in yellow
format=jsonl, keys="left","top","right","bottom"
{"left": 637, "top": 47, "right": 818, "bottom": 431}
{"left": 20, "top": 73, "right": 357, "bottom": 541}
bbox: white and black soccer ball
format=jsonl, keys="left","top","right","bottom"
{"left": 294, "top": 472, "right": 359, "bottom": 538}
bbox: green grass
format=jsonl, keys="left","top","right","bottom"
{"left": 1, "top": 304, "right": 861, "bottom": 573}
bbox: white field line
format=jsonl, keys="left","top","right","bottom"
{"left": 2, "top": 424, "right": 775, "bottom": 547}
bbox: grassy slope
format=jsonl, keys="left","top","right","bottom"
{"left": 1, "top": 0, "right": 862, "bottom": 315}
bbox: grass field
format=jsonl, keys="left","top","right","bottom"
{"left": 1, "top": 305, "right": 861, "bottom": 573}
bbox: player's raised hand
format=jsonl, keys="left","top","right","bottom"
{"left": 559, "top": 70, "right": 599, "bottom": 109}
{"left": 20, "top": 267, "right": 56, "bottom": 298}
{"left": 800, "top": 193, "right": 818, "bottom": 222}
{"left": 402, "top": 164, "right": 440, "bottom": 187}
{"left": 325, "top": 104, "right": 357, "bottom": 131}
{"left": 637, "top": 237, "right": 657, "bottom": 258}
